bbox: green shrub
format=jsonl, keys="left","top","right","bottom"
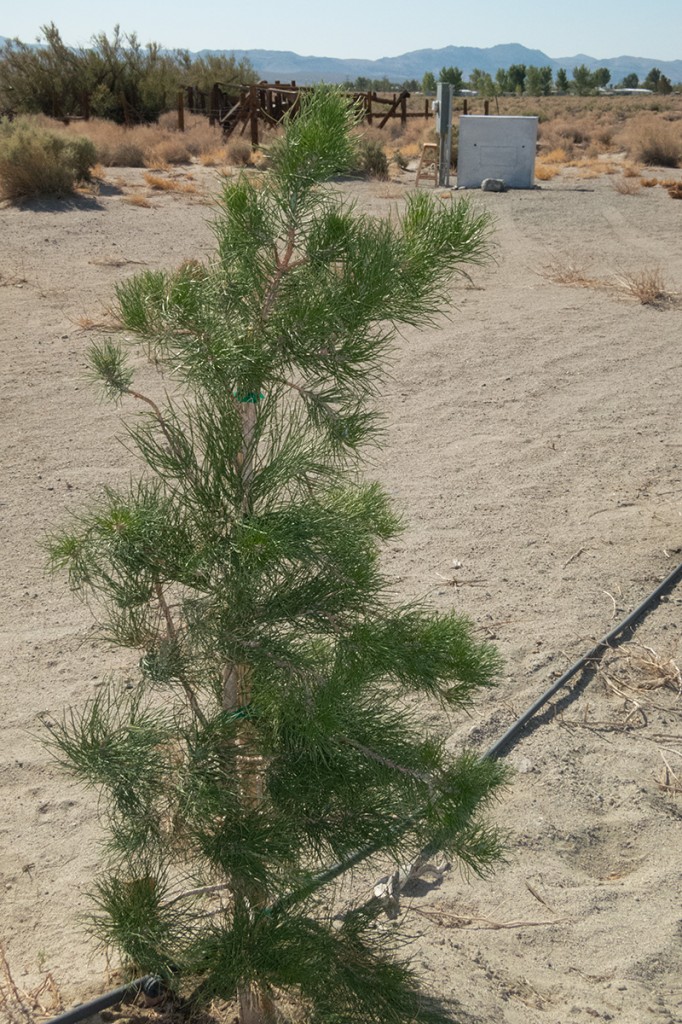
{"left": 0, "top": 119, "right": 96, "bottom": 200}
{"left": 353, "top": 137, "right": 389, "bottom": 179}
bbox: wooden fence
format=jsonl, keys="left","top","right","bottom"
{"left": 181, "top": 81, "right": 431, "bottom": 145}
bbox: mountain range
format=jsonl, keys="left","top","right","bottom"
{"left": 191, "top": 43, "right": 682, "bottom": 85}
{"left": 1, "top": 38, "right": 681, "bottom": 85}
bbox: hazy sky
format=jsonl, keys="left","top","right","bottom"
{"left": 3, "top": 1, "right": 682, "bottom": 63}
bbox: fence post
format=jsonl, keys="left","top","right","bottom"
{"left": 484, "top": 99, "right": 490, "bottom": 115}
{"left": 210, "top": 83, "right": 223, "bottom": 126}
{"left": 249, "top": 84, "right": 259, "bottom": 147}
{"left": 177, "top": 89, "right": 185, "bottom": 131}
{"left": 400, "top": 92, "right": 407, "bottom": 125}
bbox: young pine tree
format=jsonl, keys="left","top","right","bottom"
{"left": 48, "top": 89, "right": 505, "bottom": 1024}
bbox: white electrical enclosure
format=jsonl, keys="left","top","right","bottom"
{"left": 457, "top": 115, "right": 538, "bottom": 189}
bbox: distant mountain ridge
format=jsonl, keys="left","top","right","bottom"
{"left": 1, "top": 36, "right": 681, "bottom": 84}
{"left": 193, "top": 42, "right": 682, "bottom": 85}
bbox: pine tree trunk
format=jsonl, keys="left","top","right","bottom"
{"left": 239, "top": 985, "right": 277, "bottom": 1024}
{"left": 227, "top": 398, "right": 273, "bottom": 1022}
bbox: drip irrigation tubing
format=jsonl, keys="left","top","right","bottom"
{"left": 44, "top": 977, "right": 162, "bottom": 1024}
{"left": 45, "top": 559, "right": 682, "bottom": 1024}
{"left": 277, "top": 557, "right": 682, "bottom": 905}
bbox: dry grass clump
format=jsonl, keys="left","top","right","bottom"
{"left": 4, "top": 113, "right": 225, "bottom": 168}
{"left": 122, "top": 193, "right": 153, "bottom": 207}
{"left": 543, "top": 259, "right": 602, "bottom": 289}
{"left": 198, "top": 147, "right": 228, "bottom": 166}
{"left": 621, "top": 160, "right": 643, "bottom": 178}
{"left": 601, "top": 642, "right": 681, "bottom": 703}
{"left": 635, "top": 124, "right": 682, "bottom": 167}
{"left": 177, "top": 114, "right": 225, "bottom": 158}
{"left": 619, "top": 116, "right": 682, "bottom": 168}
{"left": 544, "top": 259, "right": 675, "bottom": 306}
{"left": 612, "top": 176, "right": 642, "bottom": 195}
{"left": 617, "top": 267, "right": 670, "bottom": 305}
{"left": 223, "top": 138, "right": 254, "bottom": 166}
{"left": 0, "top": 944, "right": 63, "bottom": 1023}
{"left": 144, "top": 136, "right": 193, "bottom": 166}
{"left": 143, "top": 172, "right": 198, "bottom": 194}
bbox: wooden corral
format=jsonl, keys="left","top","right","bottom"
{"left": 181, "top": 81, "right": 431, "bottom": 146}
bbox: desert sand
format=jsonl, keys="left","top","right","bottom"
{"left": 1, "top": 160, "right": 681, "bottom": 1024}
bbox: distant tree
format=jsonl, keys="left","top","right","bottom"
{"left": 525, "top": 65, "right": 553, "bottom": 96}
{"left": 439, "top": 65, "right": 464, "bottom": 92}
{"left": 186, "top": 51, "right": 256, "bottom": 94}
{"left": 593, "top": 67, "right": 611, "bottom": 88}
{"left": 402, "top": 79, "right": 419, "bottom": 92}
{"left": 642, "top": 68, "right": 673, "bottom": 94}
{"left": 422, "top": 70, "right": 436, "bottom": 94}
{"left": 619, "top": 72, "right": 639, "bottom": 89}
{"left": 0, "top": 23, "right": 90, "bottom": 117}
{"left": 643, "top": 67, "right": 662, "bottom": 91}
{"left": 571, "top": 64, "right": 597, "bottom": 95}
{"left": 468, "top": 68, "right": 495, "bottom": 94}
{"left": 507, "top": 63, "right": 526, "bottom": 93}
{"left": 0, "top": 22, "right": 256, "bottom": 122}
{"left": 495, "top": 67, "right": 510, "bottom": 93}
{"left": 555, "top": 68, "right": 569, "bottom": 92}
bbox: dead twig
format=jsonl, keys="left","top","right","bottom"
{"left": 413, "top": 906, "right": 565, "bottom": 930}
{"left": 563, "top": 547, "right": 586, "bottom": 568}
{"left": 658, "top": 751, "right": 682, "bottom": 794}
{"left": 524, "top": 879, "right": 556, "bottom": 913}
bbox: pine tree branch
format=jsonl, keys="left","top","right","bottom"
{"left": 337, "top": 736, "right": 435, "bottom": 790}
{"left": 163, "top": 881, "right": 232, "bottom": 909}
{"left": 154, "top": 582, "right": 207, "bottom": 727}
{"left": 125, "top": 386, "right": 201, "bottom": 490}
{"left": 262, "top": 228, "right": 306, "bottom": 320}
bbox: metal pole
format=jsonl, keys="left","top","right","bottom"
{"left": 436, "top": 83, "right": 453, "bottom": 187}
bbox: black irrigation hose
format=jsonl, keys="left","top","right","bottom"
{"left": 45, "top": 559, "right": 682, "bottom": 1024}
{"left": 45, "top": 976, "right": 162, "bottom": 1024}
{"left": 276, "top": 557, "right": 682, "bottom": 905}
{"left": 484, "top": 557, "right": 682, "bottom": 759}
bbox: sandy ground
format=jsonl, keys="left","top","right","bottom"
{"left": 1, "top": 160, "right": 681, "bottom": 1024}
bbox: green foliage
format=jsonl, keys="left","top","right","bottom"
{"left": 0, "top": 23, "right": 257, "bottom": 123}
{"left": 48, "top": 87, "right": 503, "bottom": 1021}
{"left": 525, "top": 66, "right": 553, "bottom": 97}
{"left": 571, "top": 64, "right": 598, "bottom": 95}
{"left": 506, "top": 64, "right": 526, "bottom": 94}
{"left": 439, "top": 66, "right": 463, "bottom": 92}
{"left": 619, "top": 72, "right": 639, "bottom": 89}
{"left": 494, "top": 68, "right": 510, "bottom": 93}
{"left": 0, "top": 118, "right": 95, "bottom": 200}
{"left": 593, "top": 67, "right": 611, "bottom": 89}
{"left": 643, "top": 67, "right": 673, "bottom": 94}
{"left": 352, "top": 137, "right": 389, "bottom": 180}
{"left": 422, "top": 71, "right": 437, "bottom": 95}
{"left": 555, "top": 68, "right": 570, "bottom": 93}
{"left": 468, "top": 69, "right": 497, "bottom": 98}
{"left": 341, "top": 76, "right": 415, "bottom": 93}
